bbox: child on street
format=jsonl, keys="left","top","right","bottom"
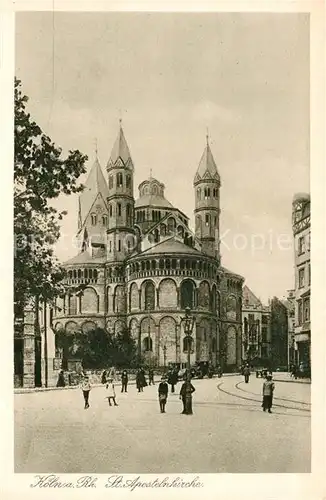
{"left": 106, "top": 378, "right": 118, "bottom": 406}
{"left": 262, "top": 374, "right": 275, "bottom": 413}
{"left": 80, "top": 375, "right": 91, "bottom": 409}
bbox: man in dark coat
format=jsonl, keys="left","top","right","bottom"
{"left": 56, "top": 370, "right": 65, "bottom": 387}
{"left": 243, "top": 364, "right": 250, "bottom": 383}
{"left": 158, "top": 377, "right": 169, "bottom": 413}
{"left": 179, "top": 380, "right": 195, "bottom": 414}
{"left": 168, "top": 369, "right": 178, "bottom": 393}
{"left": 136, "top": 369, "right": 143, "bottom": 392}
{"left": 121, "top": 370, "right": 128, "bottom": 392}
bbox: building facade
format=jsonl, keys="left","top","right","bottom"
{"left": 292, "top": 193, "right": 311, "bottom": 368}
{"left": 270, "top": 297, "right": 289, "bottom": 368}
{"left": 51, "top": 126, "right": 244, "bottom": 375}
{"left": 282, "top": 289, "right": 296, "bottom": 367}
{"left": 242, "top": 285, "right": 271, "bottom": 363}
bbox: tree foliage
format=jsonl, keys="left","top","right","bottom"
{"left": 14, "top": 78, "right": 88, "bottom": 311}
{"left": 55, "top": 326, "right": 138, "bottom": 370}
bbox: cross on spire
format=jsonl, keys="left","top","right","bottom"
{"left": 94, "top": 138, "right": 98, "bottom": 158}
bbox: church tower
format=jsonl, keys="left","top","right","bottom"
{"left": 193, "top": 134, "right": 221, "bottom": 259}
{"left": 77, "top": 155, "right": 109, "bottom": 257}
{"left": 106, "top": 122, "right": 135, "bottom": 262}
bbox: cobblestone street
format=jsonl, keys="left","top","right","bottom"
{"left": 15, "top": 375, "right": 310, "bottom": 474}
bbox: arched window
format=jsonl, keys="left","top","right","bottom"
{"left": 141, "top": 261, "right": 145, "bottom": 271}
{"left": 91, "top": 214, "right": 97, "bottom": 225}
{"left": 146, "top": 260, "right": 150, "bottom": 271}
{"left": 151, "top": 260, "right": 156, "bottom": 270}
{"left": 109, "top": 175, "right": 113, "bottom": 189}
{"left": 171, "top": 259, "right": 176, "bottom": 269}
{"left": 197, "top": 188, "right": 201, "bottom": 200}
{"left": 177, "top": 225, "right": 184, "bottom": 238}
{"left": 102, "top": 215, "right": 108, "bottom": 226}
{"left": 77, "top": 269, "right": 82, "bottom": 279}
{"left": 143, "top": 336, "right": 153, "bottom": 352}
{"left": 165, "top": 259, "right": 171, "bottom": 269}
{"left": 68, "top": 295, "right": 77, "bottom": 315}
{"left": 144, "top": 281, "right": 155, "bottom": 310}
{"left": 191, "top": 260, "right": 196, "bottom": 270}
{"left": 117, "top": 203, "right": 121, "bottom": 216}
{"left": 180, "top": 259, "right": 185, "bottom": 270}
{"left": 154, "top": 228, "right": 160, "bottom": 243}
{"left": 68, "top": 270, "right": 72, "bottom": 279}
{"left": 73, "top": 270, "right": 77, "bottom": 279}
{"left": 93, "top": 269, "right": 98, "bottom": 281}
{"left": 109, "top": 205, "right": 113, "bottom": 217}
{"left": 205, "top": 214, "right": 210, "bottom": 226}
{"left": 167, "top": 217, "right": 176, "bottom": 234}
{"left": 198, "top": 281, "right": 210, "bottom": 309}
{"left": 126, "top": 204, "right": 131, "bottom": 224}
{"left": 211, "top": 284, "right": 217, "bottom": 311}
{"left": 116, "top": 172, "right": 123, "bottom": 187}
{"left": 180, "top": 280, "right": 196, "bottom": 309}
{"left": 159, "top": 258, "right": 164, "bottom": 269}
{"left": 126, "top": 175, "right": 131, "bottom": 188}
{"left": 80, "top": 288, "right": 99, "bottom": 314}
{"left": 183, "top": 336, "right": 193, "bottom": 353}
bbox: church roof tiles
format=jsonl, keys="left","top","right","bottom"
{"left": 194, "top": 138, "right": 220, "bottom": 184}
{"left": 107, "top": 125, "right": 133, "bottom": 170}
{"left": 79, "top": 158, "right": 109, "bottom": 225}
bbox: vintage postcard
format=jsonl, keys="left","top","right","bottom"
{"left": 1, "top": 0, "right": 325, "bottom": 499}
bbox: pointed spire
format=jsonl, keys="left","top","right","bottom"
{"left": 107, "top": 121, "right": 134, "bottom": 171}
{"left": 78, "top": 157, "right": 109, "bottom": 227}
{"left": 194, "top": 133, "right": 220, "bottom": 184}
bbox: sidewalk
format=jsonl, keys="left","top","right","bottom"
{"left": 272, "top": 372, "right": 311, "bottom": 384}
{"left": 14, "top": 372, "right": 240, "bottom": 394}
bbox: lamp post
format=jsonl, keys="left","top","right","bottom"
{"left": 181, "top": 307, "right": 196, "bottom": 415}
{"left": 163, "top": 344, "right": 167, "bottom": 372}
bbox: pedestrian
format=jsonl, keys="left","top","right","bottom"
{"left": 168, "top": 369, "right": 178, "bottom": 393}
{"left": 262, "top": 374, "right": 275, "bottom": 413}
{"left": 101, "top": 370, "right": 107, "bottom": 385}
{"left": 106, "top": 378, "right": 118, "bottom": 406}
{"left": 121, "top": 370, "right": 128, "bottom": 392}
{"left": 136, "top": 369, "right": 143, "bottom": 393}
{"left": 148, "top": 368, "right": 155, "bottom": 385}
{"left": 217, "top": 365, "right": 223, "bottom": 378}
{"left": 56, "top": 369, "right": 65, "bottom": 387}
{"left": 80, "top": 375, "right": 91, "bottom": 409}
{"left": 140, "top": 368, "right": 147, "bottom": 388}
{"left": 179, "top": 380, "right": 195, "bottom": 414}
{"left": 158, "top": 376, "right": 169, "bottom": 413}
{"left": 243, "top": 364, "right": 250, "bottom": 383}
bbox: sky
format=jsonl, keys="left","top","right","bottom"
{"left": 15, "top": 12, "right": 310, "bottom": 303}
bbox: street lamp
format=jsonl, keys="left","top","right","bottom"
{"left": 163, "top": 344, "right": 167, "bottom": 372}
{"left": 181, "top": 306, "right": 196, "bottom": 415}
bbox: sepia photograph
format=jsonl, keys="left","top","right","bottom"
{"left": 12, "top": 10, "right": 312, "bottom": 476}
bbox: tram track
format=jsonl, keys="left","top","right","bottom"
{"left": 216, "top": 381, "right": 310, "bottom": 414}
{"left": 235, "top": 381, "right": 311, "bottom": 407}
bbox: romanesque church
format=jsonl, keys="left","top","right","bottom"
{"left": 53, "top": 124, "right": 243, "bottom": 370}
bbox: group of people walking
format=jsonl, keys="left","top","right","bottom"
{"left": 78, "top": 366, "right": 198, "bottom": 414}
